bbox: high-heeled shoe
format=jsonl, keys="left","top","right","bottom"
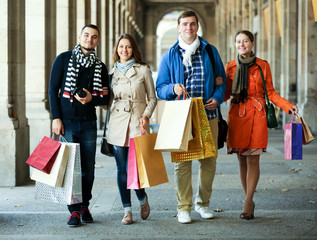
{"left": 240, "top": 201, "right": 255, "bottom": 220}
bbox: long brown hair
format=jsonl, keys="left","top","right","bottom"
{"left": 112, "top": 34, "right": 147, "bottom": 66}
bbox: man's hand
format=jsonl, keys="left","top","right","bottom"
{"left": 75, "top": 88, "right": 92, "bottom": 105}
{"left": 102, "top": 87, "right": 109, "bottom": 96}
{"left": 52, "top": 118, "right": 64, "bottom": 135}
{"left": 205, "top": 98, "right": 218, "bottom": 111}
{"left": 174, "top": 84, "right": 185, "bottom": 96}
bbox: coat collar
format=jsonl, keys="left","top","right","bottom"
{"left": 109, "top": 63, "right": 141, "bottom": 78}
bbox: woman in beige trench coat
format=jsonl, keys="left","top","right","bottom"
{"left": 107, "top": 34, "right": 157, "bottom": 225}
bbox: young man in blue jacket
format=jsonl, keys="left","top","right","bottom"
{"left": 49, "top": 24, "right": 110, "bottom": 227}
{"left": 156, "top": 11, "right": 226, "bottom": 224}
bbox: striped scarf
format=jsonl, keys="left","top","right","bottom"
{"left": 63, "top": 44, "right": 103, "bottom": 102}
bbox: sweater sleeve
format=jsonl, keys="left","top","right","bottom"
{"left": 210, "top": 45, "right": 226, "bottom": 105}
{"left": 142, "top": 67, "right": 157, "bottom": 118}
{"left": 156, "top": 52, "right": 178, "bottom": 100}
{"left": 48, "top": 53, "right": 66, "bottom": 120}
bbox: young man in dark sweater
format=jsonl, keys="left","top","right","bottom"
{"left": 49, "top": 24, "right": 110, "bottom": 227}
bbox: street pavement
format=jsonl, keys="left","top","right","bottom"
{"left": 0, "top": 120, "right": 317, "bottom": 239}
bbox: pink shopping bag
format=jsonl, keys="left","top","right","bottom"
{"left": 127, "top": 138, "right": 140, "bottom": 189}
{"left": 284, "top": 115, "right": 303, "bottom": 160}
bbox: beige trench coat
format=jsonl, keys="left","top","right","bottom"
{"left": 107, "top": 63, "right": 157, "bottom": 147}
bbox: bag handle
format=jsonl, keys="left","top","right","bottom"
{"left": 51, "top": 133, "right": 68, "bottom": 143}
{"left": 177, "top": 89, "right": 191, "bottom": 100}
{"left": 287, "top": 113, "right": 297, "bottom": 124}
{"left": 103, "top": 106, "right": 111, "bottom": 138}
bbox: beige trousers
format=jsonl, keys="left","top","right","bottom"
{"left": 174, "top": 118, "right": 218, "bottom": 213}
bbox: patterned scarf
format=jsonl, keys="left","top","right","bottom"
{"left": 63, "top": 44, "right": 103, "bottom": 102}
{"left": 114, "top": 58, "right": 135, "bottom": 74}
{"left": 178, "top": 35, "right": 200, "bottom": 67}
{"left": 231, "top": 52, "right": 256, "bottom": 103}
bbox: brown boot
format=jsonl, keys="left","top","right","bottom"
{"left": 140, "top": 194, "right": 150, "bottom": 220}
{"left": 122, "top": 211, "right": 133, "bottom": 225}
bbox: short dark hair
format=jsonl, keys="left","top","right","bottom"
{"left": 235, "top": 30, "right": 255, "bottom": 42}
{"left": 112, "top": 34, "right": 147, "bottom": 66}
{"left": 177, "top": 11, "right": 199, "bottom": 25}
{"left": 81, "top": 24, "right": 100, "bottom": 36}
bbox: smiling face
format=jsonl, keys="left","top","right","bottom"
{"left": 78, "top": 27, "right": 99, "bottom": 56}
{"left": 235, "top": 33, "right": 255, "bottom": 58}
{"left": 177, "top": 16, "right": 199, "bottom": 44}
{"left": 117, "top": 38, "right": 133, "bottom": 63}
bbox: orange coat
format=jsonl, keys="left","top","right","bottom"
{"left": 224, "top": 58, "right": 293, "bottom": 149}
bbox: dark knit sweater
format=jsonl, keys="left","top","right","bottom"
{"left": 49, "top": 50, "right": 110, "bottom": 121}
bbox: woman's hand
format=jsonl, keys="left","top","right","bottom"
{"left": 102, "top": 87, "right": 109, "bottom": 96}
{"left": 140, "top": 115, "right": 149, "bottom": 132}
{"left": 173, "top": 84, "right": 185, "bottom": 96}
{"left": 289, "top": 105, "right": 298, "bottom": 115}
{"left": 215, "top": 76, "right": 223, "bottom": 85}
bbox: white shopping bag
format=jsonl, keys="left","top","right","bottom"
{"left": 35, "top": 142, "right": 82, "bottom": 205}
{"left": 154, "top": 99, "right": 193, "bottom": 152}
{"left": 31, "top": 143, "right": 69, "bottom": 187}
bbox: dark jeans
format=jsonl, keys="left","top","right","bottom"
{"left": 113, "top": 145, "right": 145, "bottom": 208}
{"left": 62, "top": 119, "right": 97, "bottom": 213}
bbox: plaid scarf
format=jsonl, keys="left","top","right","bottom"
{"left": 62, "top": 44, "right": 103, "bottom": 102}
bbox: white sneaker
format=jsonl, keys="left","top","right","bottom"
{"left": 177, "top": 212, "right": 191, "bottom": 224}
{"left": 195, "top": 206, "right": 214, "bottom": 219}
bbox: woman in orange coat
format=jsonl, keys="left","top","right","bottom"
{"left": 224, "top": 30, "right": 298, "bottom": 220}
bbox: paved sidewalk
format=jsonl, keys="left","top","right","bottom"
{"left": 0, "top": 128, "right": 317, "bottom": 239}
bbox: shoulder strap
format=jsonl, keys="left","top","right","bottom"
{"left": 205, "top": 44, "right": 215, "bottom": 72}
{"left": 103, "top": 74, "right": 113, "bottom": 138}
{"left": 259, "top": 66, "right": 270, "bottom": 105}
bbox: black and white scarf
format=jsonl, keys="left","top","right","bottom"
{"left": 63, "top": 44, "right": 103, "bottom": 102}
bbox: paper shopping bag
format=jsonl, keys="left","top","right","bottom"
{"left": 31, "top": 143, "right": 70, "bottom": 187}
{"left": 135, "top": 133, "right": 168, "bottom": 188}
{"left": 154, "top": 99, "right": 193, "bottom": 152}
{"left": 26, "top": 136, "right": 61, "bottom": 174}
{"left": 127, "top": 138, "right": 140, "bottom": 189}
{"left": 35, "top": 142, "right": 82, "bottom": 204}
{"left": 295, "top": 113, "right": 315, "bottom": 145}
{"left": 171, "top": 97, "right": 216, "bottom": 162}
{"left": 284, "top": 116, "right": 303, "bottom": 160}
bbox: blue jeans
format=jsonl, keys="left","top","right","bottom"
{"left": 62, "top": 120, "right": 97, "bottom": 213}
{"left": 113, "top": 145, "right": 145, "bottom": 208}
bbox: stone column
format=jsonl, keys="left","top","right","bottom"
{"left": 109, "top": 0, "right": 115, "bottom": 65}
{"left": 91, "top": 0, "right": 97, "bottom": 25}
{"left": 0, "top": 0, "right": 30, "bottom": 186}
{"left": 77, "top": 0, "right": 85, "bottom": 35}
{"left": 144, "top": 10, "right": 156, "bottom": 70}
{"left": 56, "top": 0, "right": 69, "bottom": 54}
{"left": 280, "top": 0, "right": 297, "bottom": 123}
{"left": 25, "top": 0, "right": 52, "bottom": 159}
{"left": 300, "top": 0, "right": 317, "bottom": 134}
